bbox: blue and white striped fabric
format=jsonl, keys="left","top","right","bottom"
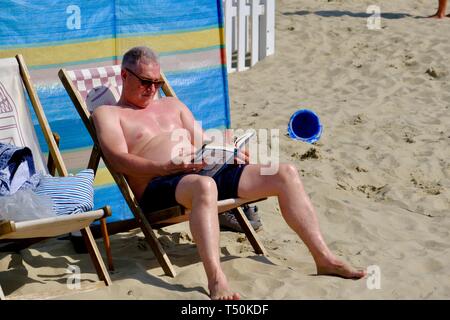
{"left": 35, "top": 169, "right": 94, "bottom": 215}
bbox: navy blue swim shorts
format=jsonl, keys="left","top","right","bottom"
{"left": 139, "top": 164, "right": 247, "bottom": 213}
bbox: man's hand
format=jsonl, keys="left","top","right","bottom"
{"left": 162, "top": 155, "right": 206, "bottom": 176}
{"left": 234, "top": 149, "right": 250, "bottom": 164}
{"left": 224, "top": 129, "right": 234, "bottom": 145}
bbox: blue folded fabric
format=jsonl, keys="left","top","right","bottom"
{"left": 0, "top": 142, "right": 39, "bottom": 195}
{"left": 34, "top": 169, "right": 94, "bottom": 215}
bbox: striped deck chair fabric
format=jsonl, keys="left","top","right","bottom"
{"left": 68, "top": 66, "right": 122, "bottom": 101}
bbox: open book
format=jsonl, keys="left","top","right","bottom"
{"left": 193, "top": 131, "right": 255, "bottom": 178}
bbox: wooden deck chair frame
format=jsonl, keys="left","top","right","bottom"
{"left": 0, "top": 55, "right": 112, "bottom": 299}
{"left": 58, "top": 65, "right": 267, "bottom": 277}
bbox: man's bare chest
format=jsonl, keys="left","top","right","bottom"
{"left": 119, "top": 107, "right": 183, "bottom": 144}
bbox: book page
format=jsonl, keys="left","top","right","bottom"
{"left": 194, "top": 131, "right": 255, "bottom": 177}
{"left": 197, "top": 147, "right": 235, "bottom": 177}
{"left": 235, "top": 131, "right": 255, "bottom": 149}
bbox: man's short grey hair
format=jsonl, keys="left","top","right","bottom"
{"left": 121, "top": 46, "right": 159, "bottom": 71}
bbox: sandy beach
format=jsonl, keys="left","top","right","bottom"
{"left": 1, "top": 0, "right": 449, "bottom": 299}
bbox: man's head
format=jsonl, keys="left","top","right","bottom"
{"left": 120, "top": 46, "right": 164, "bottom": 108}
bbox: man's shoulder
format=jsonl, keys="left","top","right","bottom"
{"left": 159, "top": 96, "right": 188, "bottom": 111}
{"left": 91, "top": 104, "right": 120, "bottom": 118}
{"left": 159, "top": 96, "right": 182, "bottom": 105}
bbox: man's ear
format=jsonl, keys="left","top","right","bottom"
{"left": 121, "top": 68, "right": 127, "bottom": 80}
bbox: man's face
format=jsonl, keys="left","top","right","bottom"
{"left": 122, "top": 61, "right": 162, "bottom": 108}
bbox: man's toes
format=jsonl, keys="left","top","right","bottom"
{"left": 224, "top": 293, "right": 240, "bottom": 300}
{"left": 346, "top": 270, "right": 364, "bottom": 279}
{"left": 211, "top": 290, "right": 240, "bottom": 300}
{"left": 223, "top": 293, "right": 240, "bottom": 300}
{"left": 343, "top": 267, "right": 366, "bottom": 279}
{"left": 357, "top": 269, "right": 367, "bottom": 277}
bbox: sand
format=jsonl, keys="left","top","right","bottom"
{"left": 1, "top": 0, "right": 449, "bottom": 299}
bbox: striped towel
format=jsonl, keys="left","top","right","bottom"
{"left": 35, "top": 169, "right": 94, "bottom": 215}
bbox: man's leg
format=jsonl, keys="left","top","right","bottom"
{"left": 237, "top": 163, "right": 365, "bottom": 279}
{"left": 429, "top": 0, "right": 447, "bottom": 18}
{"left": 175, "top": 174, "right": 240, "bottom": 300}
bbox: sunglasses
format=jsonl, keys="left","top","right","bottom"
{"left": 125, "top": 67, "right": 164, "bottom": 89}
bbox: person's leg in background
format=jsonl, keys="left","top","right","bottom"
{"left": 429, "top": 0, "right": 448, "bottom": 18}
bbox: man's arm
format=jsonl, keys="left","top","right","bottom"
{"left": 174, "top": 98, "right": 250, "bottom": 163}
{"left": 92, "top": 106, "right": 162, "bottom": 178}
{"left": 175, "top": 99, "right": 209, "bottom": 148}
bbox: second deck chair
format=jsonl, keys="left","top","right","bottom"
{"left": 59, "top": 64, "right": 268, "bottom": 277}
{"left": 0, "top": 55, "right": 111, "bottom": 299}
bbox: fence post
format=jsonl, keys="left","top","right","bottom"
{"left": 251, "top": 0, "right": 260, "bottom": 67}
{"left": 265, "top": 0, "right": 275, "bottom": 57}
{"left": 237, "top": 0, "right": 248, "bottom": 72}
{"left": 259, "top": 0, "right": 275, "bottom": 60}
{"left": 224, "top": 0, "right": 234, "bottom": 73}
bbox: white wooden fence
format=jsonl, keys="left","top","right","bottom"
{"left": 223, "top": 0, "right": 275, "bottom": 73}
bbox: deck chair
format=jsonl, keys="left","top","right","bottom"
{"left": 0, "top": 55, "right": 111, "bottom": 299}
{"left": 58, "top": 64, "right": 268, "bottom": 277}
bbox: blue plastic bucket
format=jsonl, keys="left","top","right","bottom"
{"left": 288, "top": 109, "right": 323, "bottom": 143}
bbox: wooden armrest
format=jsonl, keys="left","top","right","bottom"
{"left": 0, "top": 220, "right": 16, "bottom": 237}
{"left": 99, "top": 206, "right": 112, "bottom": 220}
{"left": 47, "top": 132, "right": 60, "bottom": 175}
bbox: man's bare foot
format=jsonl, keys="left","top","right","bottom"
{"left": 208, "top": 274, "right": 240, "bottom": 300}
{"left": 317, "top": 259, "right": 366, "bottom": 279}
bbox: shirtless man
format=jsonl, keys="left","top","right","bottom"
{"left": 430, "top": 0, "right": 448, "bottom": 18}
{"left": 93, "top": 46, "right": 366, "bottom": 300}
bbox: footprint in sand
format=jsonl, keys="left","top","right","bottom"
{"left": 410, "top": 174, "right": 442, "bottom": 195}
{"left": 357, "top": 184, "right": 389, "bottom": 200}
{"left": 418, "top": 257, "right": 445, "bottom": 274}
{"left": 428, "top": 226, "right": 449, "bottom": 238}
{"left": 403, "top": 132, "right": 415, "bottom": 143}
{"left": 350, "top": 114, "right": 366, "bottom": 125}
{"left": 355, "top": 166, "right": 368, "bottom": 172}
{"left": 423, "top": 240, "right": 450, "bottom": 252}
{"left": 291, "top": 148, "right": 320, "bottom": 161}
{"left": 425, "top": 67, "right": 440, "bottom": 79}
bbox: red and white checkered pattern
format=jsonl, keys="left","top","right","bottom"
{"left": 67, "top": 65, "right": 122, "bottom": 101}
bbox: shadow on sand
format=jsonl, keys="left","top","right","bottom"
{"left": 282, "top": 10, "right": 414, "bottom": 20}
